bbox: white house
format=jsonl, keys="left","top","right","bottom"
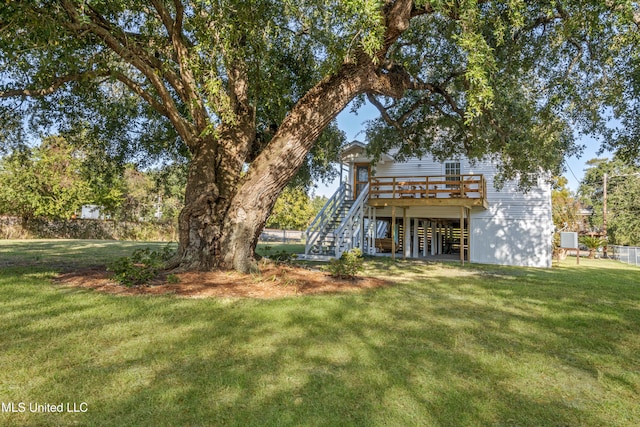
{"left": 305, "top": 141, "right": 553, "bottom": 268}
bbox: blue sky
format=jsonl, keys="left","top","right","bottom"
{"left": 314, "top": 102, "right": 610, "bottom": 198}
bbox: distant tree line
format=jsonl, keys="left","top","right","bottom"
{"left": 552, "top": 156, "right": 640, "bottom": 248}
{"left": 0, "top": 135, "right": 328, "bottom": 232}
{"left": 578, "top": 158, "right": 640, "bottom": 246}
{"left": 0, "top": 135, "right": 186, "bottom": 225}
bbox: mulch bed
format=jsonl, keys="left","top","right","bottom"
{"left": 55, "top": 263, "right": 388, "bottom": 299}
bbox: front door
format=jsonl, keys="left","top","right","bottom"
{"left": 354, "top": 163, "right": 370, "bottom": 199}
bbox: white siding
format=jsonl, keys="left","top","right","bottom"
{"left": 372, "top": 156, "right": 444, "bottom": 177}
{"left": 465, "top": 159, "right": 553, "bottom": 267}
{"left": 470, "top": 217, "right": 552, "bottom": 268}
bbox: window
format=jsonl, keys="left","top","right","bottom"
{"left": 445, "top": 161, "right": 461, "bottom": 189}
{"left": 354, "top": 164, "right": 370, "bottom": 198}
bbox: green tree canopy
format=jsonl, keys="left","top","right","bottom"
{"left": 1, "top": 1, "right": 639, "bottom": 272}
{"left": 551, "top": 176, "right": 582, "bottom": 232}
{"left": 0, "top": 135, "right": 187, "bottom": 225}
{"left": 266, "top": 186, "right": 315, "bottom": 230}
{"left": 362, "top": 1, "right": 640, "bottom": 186}
{"left": 0, "top": 136, "right": 91, "bottom": 220}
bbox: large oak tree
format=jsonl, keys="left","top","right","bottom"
{"left": 1, "top": 1, "right": 638, "bottom": 272}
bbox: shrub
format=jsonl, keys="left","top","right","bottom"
{"left": 108, "top": 244, "right": 175, "bottom": 287}
{"left": 166, "top": 273, "right": 180, "bottom": 284}
{"left": 327, "top": 248, "right": 364, "bottom": 280}
{"left": 269, "top": 250, "right": 297, "bottom": 264}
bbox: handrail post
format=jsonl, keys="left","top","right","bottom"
{"left": 482, "top": 175, "right": 486, "bottom": 199}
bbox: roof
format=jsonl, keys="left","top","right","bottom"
{"left": 340, "top": 141, "right": 393, "bottom": 163}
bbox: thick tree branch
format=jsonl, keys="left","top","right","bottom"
{"left": 241, "top": 0, "right": 442, "bottom": 188}
{"left": 0, "top": 71, "right": 109, "bottom": 98}
{"left": 59, "top": 0, "right": 197, "bottom": 143}
{"left": 111, "top": 72, "right": 169, "bottom": 117}
{"left": 150, "top": 0, "right": 175, "bottom": 34}
{"left": 565, "top": 38, "right": 583, "bottom": 79}
{"left": 379, "top": 0, "right": 434, "bottom": 60}
{"left": 216, "top": 57, "right": 256, "bottom": 180}
{"left": 150, "top": 0, "right": 208, "bottom": 129}
{"left": 367, "top": 93, "right": 397, "bottom": 126}
{"left": 80, "top": 3, "right": 187, "bottom": 102}
{"left": 367, "top": 93, "right": 412, "bottom": 144}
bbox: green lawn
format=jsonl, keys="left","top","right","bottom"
{"left": 1, "top": 240, "right": 639, "bottom": 426}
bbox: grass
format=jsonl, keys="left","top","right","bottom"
{"left": 0, "top": 240, "right": 639, "bottom": 426}
{"left": 0, "top": 239, "right": 177, "bottom": 269}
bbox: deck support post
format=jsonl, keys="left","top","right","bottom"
{"left": 467, "top": 207, "right": 471, "bottom": 264}
{"left": 431, "top": 221, "right": 438, "bottom": 256}
{"left": 391, "top": 206, "right": 396, "bottom": 260}
{"left": 403, "top": 208, "right": 408, "bottom": 259}
{"left": 460, "top": 206, "right": 465, "bottom": 265}
{"left": 422, "top": 220, "right": 427, "bottom": 257}
{"left": 412, "top": 217, "right": 419, "bottom": 258}
{"left": 372, "top": 208, "right": 377, "bottom": 255}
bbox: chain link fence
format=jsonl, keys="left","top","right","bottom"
{"left": 259, "top": 228, "right": 304, "bottom": 243}
{"left": 609, "top": 245, "right": 640, "bottom": 267}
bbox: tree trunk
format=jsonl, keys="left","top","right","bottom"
{"left": 171, "top": 138, "right": 226, "bottom": 271}
{"left": 218, "top": 64, "right": 386, "bottom": 273}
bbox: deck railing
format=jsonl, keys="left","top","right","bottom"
{"left": 334, "top": 183, "right": 370, "bottom": 258}
{"left": 369, "top": 174, "right": 486, "bottom": 200}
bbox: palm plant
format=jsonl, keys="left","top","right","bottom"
{"left": 579, "top": 236, "right": 607, "bottom": 259}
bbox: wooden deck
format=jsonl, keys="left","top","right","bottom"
{"left": 367, "top": 174, "right": 488, "bottom": 209}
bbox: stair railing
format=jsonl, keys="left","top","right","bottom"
{"left": 335, "top": 183, "right": 369, "bottom": 258}
{"left": 305, "top": 182, "right": 351, "bottom": 255}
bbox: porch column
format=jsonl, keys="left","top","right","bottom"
{"left": 467, "top": 207, "right": 472, "bottom": 264}
{"left": 372, "top": 208, "right": 377, "bottom": 255}
{"left": 422, "top": 220, "right": 427, "bottom": 257}
{"left": 431, "top": 221, "right": 436, "bottom": 256}
{"left": 403, "top": 208, "right": 409, "bottom": 259}
{"left": 359, "top": 208, "right": 365, "bottom": 251}
{"left": 391, "top": 206, "right": 396, "bottom": 260}
{"left": 460, "top": 206, "right": 465, "bottom": 265}
{"left": 412, "top": 218, "right": 419, "bottom": 258}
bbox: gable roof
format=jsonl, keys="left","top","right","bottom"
{"left": 340, "top": 141, "right": 393, "bottom": 163}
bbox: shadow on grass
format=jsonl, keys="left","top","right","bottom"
{"left": 1, "top": 244, "right": 638, "bottom": 426}
{"left": 0, "top": 260, "right": 640, "bottom": 425}
{"left": 0, "top": 240, "right": 176, "bottom": 269}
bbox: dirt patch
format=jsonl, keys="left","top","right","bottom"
{"left": 55, "top": 263, "right": 388, "bottom": 299}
